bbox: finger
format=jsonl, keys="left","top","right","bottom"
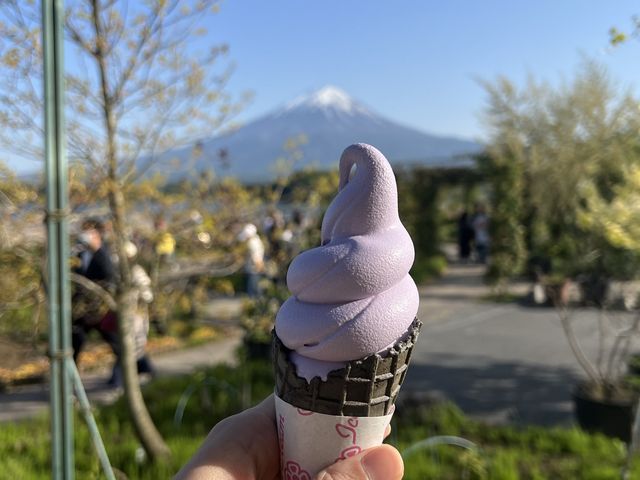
{"left": 175, "top": 395, "right": 279, "bottom": 480}
{"left": 315, "top": 444, "right": 403, "bottom": 480}
{"left": 384, "top": 423, "right": 392, "bottom": 439}
{"left": 249, "top": 393, "right": 276, "bottom": 421}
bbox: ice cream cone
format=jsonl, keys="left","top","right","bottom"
{"left": 272, "top": 143, "right": 422, "bottom": 478}
{"left": 273, "top": 318, "right": 422, "bottom": 477}
{"left": 274, "top": 317, "right": 422, "bottom": 416}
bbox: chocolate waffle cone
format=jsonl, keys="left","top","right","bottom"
{"left": 273, "top": 317, "right": 422, "bottom": 417}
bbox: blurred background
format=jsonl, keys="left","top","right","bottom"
{"left": 2, "top": 1, "right": 640, "bottom": 478}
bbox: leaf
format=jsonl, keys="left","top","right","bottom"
{"left": 609, "top": 27, "right": 627, "bottom": 46}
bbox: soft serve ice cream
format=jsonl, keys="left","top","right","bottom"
{"left": 275, "top": 143, "right": 419, "bottom": 381}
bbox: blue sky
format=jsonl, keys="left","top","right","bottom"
{"left": 209, "top": 0, "right": 640, "bottom": 140}
{"left": 5, "top": 1, "right": 640, "bottom": 174}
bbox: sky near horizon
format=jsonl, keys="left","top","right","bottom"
{"left": 5, "top": 1, "right": 640, "bottom": 173}
{"left": 210, "top": 0, "right": 640, "bottom": 138}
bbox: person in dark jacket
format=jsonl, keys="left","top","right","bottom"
{"left": 71, "top": 218, "right": 118, "bottom": 367}
{"left": 457, "top": 210, "right": 474, "bottom": 263}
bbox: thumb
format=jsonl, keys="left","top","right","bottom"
{"left": 315, "top": 444, "right": 404, "bottom": 480}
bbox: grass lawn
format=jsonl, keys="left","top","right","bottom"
{"left": 1, "top": 356, "right": 639, "bottom": 479}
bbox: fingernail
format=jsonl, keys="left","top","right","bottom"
{"left": 361, "top": 447, "right": 400, "bottom": 480}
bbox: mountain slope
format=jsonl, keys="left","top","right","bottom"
{"left": 160, "top": 86, "right": 481, "bottom": 182}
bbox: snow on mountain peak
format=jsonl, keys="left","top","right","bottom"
{"left": 308, "top": 85, "right": 353, "bottom": 109}
{"left": 284, "top": 85, "right": 370, "bottom": 115}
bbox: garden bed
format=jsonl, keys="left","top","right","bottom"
{"left": 0, "top": 325, "right": 221, "bottom": 390}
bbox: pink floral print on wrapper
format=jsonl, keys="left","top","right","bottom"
{"left": 278, "top": 414, "right": 285, "bottom": 472}
{"left": 334, "top": 417, "right": 361, "bottom": 462}
{"left": 284, "top": 460, "right": 311, "bottom": 480}
{"left": 335, "top": 419, "right": 358, "bottom": 444}
{"left": 337, "top": 445, "right": 362, "bottom": 461}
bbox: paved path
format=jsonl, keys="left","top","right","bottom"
{"left": 0, "top": 332, "right": 242, "bottom": 422}
{"left": 2, "top": 264, "right": 635, "bottom": 427}
{"left": 406, "top": 263, "right": 637, "bottom": 426}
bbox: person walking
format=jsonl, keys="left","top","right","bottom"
{"left": 457, "top": 210, "right": 474, "bottom": 263}
{"left": 71, "top": 217, "right": 117, "bottom": 364}
{"left": 471, "top": 203, "right": 490, "bottom": 264}
{"left": 237, "top": 223, "right": 265, "bottom": 297}
{"left": 107, "top": 241, "right": 156, "bottom": 387}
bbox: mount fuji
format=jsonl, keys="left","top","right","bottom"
{"left": 159, "top": 86, "right": 481, "bottom": 182}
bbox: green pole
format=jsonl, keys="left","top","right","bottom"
{"left": 69, "top": 361, "right": 116, "bottom": 480}
{"left": 43, "top": 0, "right": 74, "bottom": 478}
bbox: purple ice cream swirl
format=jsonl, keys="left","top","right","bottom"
{"left": 275, "top": 143, "right": 419, "bottom": 381}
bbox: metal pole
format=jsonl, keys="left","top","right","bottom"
{"left": 43, "top": 1, "right": 116, "bottom": 478}
{"left": 43, "top": 0, "right": 74, "bottom": 478}
{"left": 68, "top": 361, "right": 116, "bottom": 480}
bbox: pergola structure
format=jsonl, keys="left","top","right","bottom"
{"left": 42, "top": 1, "right": 114, "bottom": 478}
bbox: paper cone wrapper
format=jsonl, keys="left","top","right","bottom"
{"left": 273, "top": 318, "right": 422, "bottom": 476}
{"left": 275, "top": 394, "right": 393, "bottom": 478}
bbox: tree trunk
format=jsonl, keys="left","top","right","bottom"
{"left": 108, "top": 146, "right": 171, "bottom": 462}
{"left": 90, "top": 0, "right": 170, "bottom": 459}
{"left": 117, "top": 287, "right": 171, "bottom": 460}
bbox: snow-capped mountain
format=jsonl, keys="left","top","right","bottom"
{"left": 158, "top": 86, "right": 480, "bottom": 182}
{"left": 282, "top": 85, "right": 373, "bottom": 116}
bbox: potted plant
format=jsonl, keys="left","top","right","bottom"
{"left": 560, "top": 164, "right": 640, "bottom": 443}
{"left": 543, "top": 274, "right": 572, "bottom": 307}
{"left": 552, "top": 240, "right": 640, "bottom": 442}
{"left": 555, "top": 295, "right": 640, "bottom": 442}
{"left": 551, "top": 245, "right": 640, "bottom": 442}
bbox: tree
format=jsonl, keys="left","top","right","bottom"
{"left": 480, "top": 61, "right": 640, "bottom": 283}
{"left": 477, "top": 78, "right": 528, "bottom": 286}
{"left": 477, "top": 150, "right": 526, "bottom": 288}
{"left": 0, "top": 0, "right": 245, "bottom": 460}
{"left": 578, "top": 162, "right": 640, "bottom": 273}
{"left": 0, "top": 162, "right": 45, "bottom": 345}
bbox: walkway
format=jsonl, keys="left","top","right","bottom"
{"left": 2, "top": 263, "right": 633, "bottom": 427}
{"left": 0, "top": 332, "right": 242, "bottom": 422}
{"left": 407, "top": 263, "right": 637, "bottom": 426}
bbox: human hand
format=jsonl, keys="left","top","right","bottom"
{"left": 174, "top": 394, "right": 404, "bottom": 480}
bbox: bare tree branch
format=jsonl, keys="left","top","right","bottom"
{"left": 158, "top": 259, "right": 242, "bottom": 285}
{"left": 69, "top": 272, "right": 117, "bottom": 311}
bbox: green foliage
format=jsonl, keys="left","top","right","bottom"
{"left": 395, "top": 400, "right": 635, "bottom": 479}
{"left": 397, "top": 168, "right": 444, "bottom": 263}
{"left": 284, "top": 168, "right": 340, "bottom": 211}
{"left": 240, "top": 281, "right": 289, "bottom": 343}
{"left": 481, "top": 60, "right": 640, "bottom": 283}
{"left": 411, "top": 254, "right": 448, "bottom": 283}
{"left": 609, "top": 15, "right": 640, "bottom": 46}
{"left": 3, "top": 362, "right": 639, "bottom": 479}
{"left": 609, "top": 27, "right": 628, "bottom": 45}
{"left": 0, "top": 166, "right": 46, "bottom": 342}
{"left": 578, "top": 165, "right": 640, "bottom": 278}
{"left": 0, "top": 246, "right": 45, "bottom": 342}
{"left": 397, "top": 166, "right": 482, "bottom": 281}
{"left": 0, "top": 360, "right": 275, "bottom": 479}
{"left": 477, "top": 151, "right": 526, "bottom": 286}
{"left": 1, "top": 0, "right": 254, "bottom": 457}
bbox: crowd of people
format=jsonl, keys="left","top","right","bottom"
{"left": 70, "top": 208, "right": 311, "bottom": 389}
{"left": 71, "top": 217, "right": 163, "bottom": 389}
{"left": 66, "top": 211, "right": 405, "bottom": 477}
{"left": 70, "top": 202, "right": 488, "bottom": 389}
{"left": 236, "top": 208, "right": 311, "bottom": 298}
